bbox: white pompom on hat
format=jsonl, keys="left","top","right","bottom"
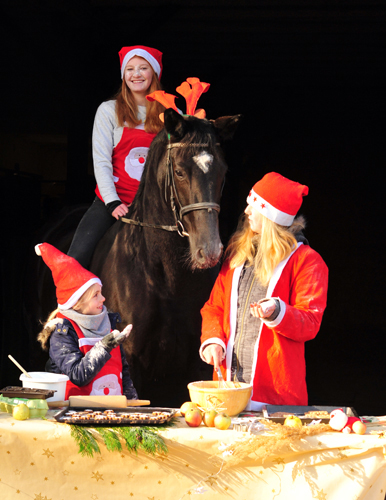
{"left": 119, "top": 45, "right": 163, "bottom": 80}
{"left": 35, "top": 243, "right": 102, "bottom": 310}
{"left": 247, "top": 172, "right": 309, "bottom": 226}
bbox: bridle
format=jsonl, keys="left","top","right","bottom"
{"left": 121, "top": 138, "right": 221, "bottom": 238}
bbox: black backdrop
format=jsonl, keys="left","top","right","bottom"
{"left": 1, "top": 1, "right": 385, "bottom": 414}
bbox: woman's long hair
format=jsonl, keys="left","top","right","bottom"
{"left": 115, "top": 71, "right": 164, "bottom": 134}
{"left": 225, "top": 213, "right": 306, "bottom": 286}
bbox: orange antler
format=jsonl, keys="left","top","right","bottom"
{"left": 146, "top": 91, "right": 179, "bottom": 112}
{"left": 176, "top": 78, "right": 210, "bottom": 115}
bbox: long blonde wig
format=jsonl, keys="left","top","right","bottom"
{"left": 225, "top": 213, "right": 306, "bottom": 287}
{"left": 115, "top": 71, "right": 164, "bottom": 134}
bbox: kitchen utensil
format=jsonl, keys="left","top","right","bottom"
{"left": 216, "top": 367, "right": 227, "bottom": 388}
{"left": 8, "top": 355, "right": 32, "bottom": 378}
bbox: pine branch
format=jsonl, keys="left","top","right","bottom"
{"left": 69, "top": 423, "right": 172, "bottom": 458}
{"left": 70, "top": 425, "right": 101, "bottom": 457}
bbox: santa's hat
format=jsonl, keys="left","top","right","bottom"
{"left": 35, "top": 243, "right": 102, "bottom": 310}
{"left": 247, "top": 172, "right": 308, "bottom": 226}
{"left": 119, "top": 45, "right": 163, "bottom": 80}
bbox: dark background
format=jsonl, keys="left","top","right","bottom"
{"left": 1, "top": 1, "right": 385, "bottom": 414}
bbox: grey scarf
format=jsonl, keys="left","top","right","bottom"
{"left": 60, "top": 306, "right": 111, "bottom": 338}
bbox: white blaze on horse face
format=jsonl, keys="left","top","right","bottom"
{"left": 193, "top": 151, "right": 213, "bottom": 173}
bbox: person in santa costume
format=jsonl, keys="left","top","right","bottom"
{"left": 200, "top": 172, "right": 328, "bottom": 409}
{"left": 36, "top": 243, "right": 138, "bottom": 400}
{"left": 68, "top": 45, "right": 165, "bottom": 268}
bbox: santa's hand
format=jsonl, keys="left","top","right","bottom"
{"left": 202, "top": 344, "right": 224, "bottom": 370}
{"left": 250, "top": 299, "right": 276, "bottom": 318}
{"left": 101, "top": 325, "right": 133, "bottom": 351}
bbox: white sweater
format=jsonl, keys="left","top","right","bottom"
{"left": 92, "top": 100, "right": 147, "bottom": 204}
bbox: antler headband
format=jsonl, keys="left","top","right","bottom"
{"left": 146, "top": 77, "right": 210, "bottom": 120}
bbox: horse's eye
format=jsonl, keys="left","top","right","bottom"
{"left": 175, "top": 169, "right": 184, "bottom": 178}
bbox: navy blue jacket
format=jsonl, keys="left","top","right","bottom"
{"left": 46, "top": 312, "right": 138, "bottom": 400}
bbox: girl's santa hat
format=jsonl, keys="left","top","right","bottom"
{"left": 35, "top": 243, "right": 102, "bottom": 310}
{"left": 119, "top": 45, "right": 163, "bottom": 80}
{"left": 247, "top": 172, "right": 309, "bottom": 226}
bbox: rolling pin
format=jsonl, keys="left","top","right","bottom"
{"left": 48, "top": 396, "right": 151, "bottom": 408}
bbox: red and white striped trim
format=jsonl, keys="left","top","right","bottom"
{"left": 247, "top": 188, "right": 295, "bottom": 226}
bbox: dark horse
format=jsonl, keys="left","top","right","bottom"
{"left": 90, "top": 109, "right": 241, "bottom": 407}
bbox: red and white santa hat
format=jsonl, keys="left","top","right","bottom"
{"left": 35, "top": 243, "right": 102, "bottom": 310}
{"left": 247, "top": 172, "right": 309, "bottom": 226}
{"left": 119, "top": 45, "right": 163, "bottom": 80}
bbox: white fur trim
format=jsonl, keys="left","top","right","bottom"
{"left": 245, "top": 399, "right": 268, "bottom": 411}
{"left": 226, "top": 265, "right": 243, "bottom": 381}
{"left": 199, "top": 338, "right": 226, "bottom": 362}
{"left": 262, "top": 298, "right": 286, "bottom": 328}
{"left": 267, "top": 242, "right": 303, "bottom": 297}
{"left": 35, "top": 244, "right": 43, "bottom": 256}
{"left": 58, "top": 277, "right": 102, "bottom": 310}
{"left": 247, "top": 189, "right": 294, "bottom": 226}
{"left": 121, "top": 49, "right": 161, "bottom": 79}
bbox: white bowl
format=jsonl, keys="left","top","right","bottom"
{"left": 20, "top": 372, "right": 69, "bottom": 402}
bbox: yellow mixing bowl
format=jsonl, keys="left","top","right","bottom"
{"left": 188, "top": 381, "right": 252, "bottom": 417}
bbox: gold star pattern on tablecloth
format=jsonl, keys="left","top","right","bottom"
{"left": 316, "top": 489, "right": 327, "bottom": 500}
{"left": 42, "top": 448, "right": 54, "bottom": 458}
{"left": 91, "top": 495, "right": 98, "bottom": 500}
{"left": 127, "top": 473, "right": 134, "bottom": 479}
{"left": 91, "top": 471, "right": 103, "bottom": 482}
{"left": 14, "top": 469, "right": 21, "bottom": 475}
{"left": 273, "top": 457, "right": 285, "bottom": 465}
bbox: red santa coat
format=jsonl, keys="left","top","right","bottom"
{"left": 200, "top": 242, "right": 328, "bottom": 408}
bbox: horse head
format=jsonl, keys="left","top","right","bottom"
{"left": 159, "top": 108, "right": 242, "bottom": 270}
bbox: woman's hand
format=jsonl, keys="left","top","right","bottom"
{"left": 202, "top": 344, "right": 224, "bottom": 370}
{"left": 112, "top": 203, "right": 129, "bottom": 220}
{"left": 250, "top": 299, "right": 276, "bottom": 318}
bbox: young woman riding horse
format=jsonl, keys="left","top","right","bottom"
{"left": 67, "top": 45, "right": 165, "bottom": 268}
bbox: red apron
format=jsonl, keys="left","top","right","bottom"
{"left": 58, "top": 314, "right": 124, "bottom": 400}
{"left": 95, "top": 127, "right": 156, "bottom": 205}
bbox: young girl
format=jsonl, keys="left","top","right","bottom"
{"left": 36, "top": 242, "right": 138, "bottom": 400}
{"left": 67, "top": 45, "right": 165, "bottom": 268}
{"left": 200, "top": 172, "right": 329, "bottom": 409}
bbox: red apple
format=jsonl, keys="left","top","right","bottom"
{"left": 185, "top": 408, "right": 202, "bottom": 427}
{"left": 203, "top": 409, "right": 218, "bottom": 427}
{"left": 352, "top": 420, "right": 367, "bottom": 435}
{"left": 214, "top": 412, "right": 231, "bottom": 430}
{"left": 180, "top": 401, "right": 198, "bottom": 417}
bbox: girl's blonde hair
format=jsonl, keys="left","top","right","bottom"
{"left": 37, "top": 283, "right": 101, "bottom": 350}
{"left": 115, "top": 70, "right": 164, "bottom": 134}
{"left": 225, "top": 213, "right": 306, "bottom": 287}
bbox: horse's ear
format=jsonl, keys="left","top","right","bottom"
{"left": 211, "top": 114, "right": 243, "bottom": 142}
{"left": 164, "top": 108, "right": 187, "bottom": 140}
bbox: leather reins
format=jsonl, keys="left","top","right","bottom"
{"left": 121, "top": 139, "right": 220, "bottom": 238}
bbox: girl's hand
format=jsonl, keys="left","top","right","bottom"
{"left": 112, "top": 203, "right": 129, "bottom": 220}
{"left": 250, "top": 299, "right": 276, "bottom": 319}
{"left": 202, "top": 344, "right": 224, "bottom": 370}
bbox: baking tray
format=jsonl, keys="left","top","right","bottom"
{"left": 54, "top": 406, "right": 178, "bottom": 426}
{"left": 0, "top": 386, "right": 56, "bottom": 399}
{"left": 262, "top": 405, "right": 358, "bottom": 424}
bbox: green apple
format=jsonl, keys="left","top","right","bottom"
{"left": 13, "top": 403, "right": 30, "bottom": 420}
{"left": 284, "top": 415, "right": 303, "bottom": 429}
{"left": 214, "top": 412, "right": 231, "bottom": 430}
